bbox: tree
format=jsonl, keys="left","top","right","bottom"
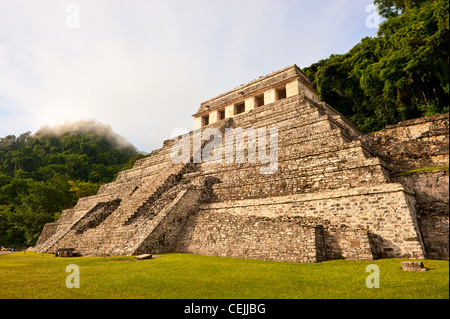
{"left": 374, "top": 0, "right": 429, "bottom": 18}
{"left": 0, "top": 121, "right": 140, "bottom": 246}
{"left": 5, "top": 178, "right": 75, "bottom": 245}
{"left": 303, "top": 0, "right": 449, "bottom": 133}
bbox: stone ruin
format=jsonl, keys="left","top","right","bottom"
{"left": 32, "top": 65, "right": 449, "bottom": 262}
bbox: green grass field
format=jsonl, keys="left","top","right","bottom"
{"left": 0, "top": 252, "right": 448, "bottom": 299}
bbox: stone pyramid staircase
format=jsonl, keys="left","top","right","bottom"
{"left": 33, "top": 119, "right": 229, "bottom": 256}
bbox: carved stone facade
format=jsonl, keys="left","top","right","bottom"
{"left": 33, "top": 65, "right": 449, "bottom": 262}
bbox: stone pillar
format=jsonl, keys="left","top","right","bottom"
{"left": 225, "top": 104, "right": 234, "bottom": 118}
{"left": 194, "top": 117, "right": 202, "bottom": 130}
{"left": 286, "top": 78, "right": 319, "bottom": 102}
{"left": 286, "top": 79, "right": 300, "bottom": 97}
{"left": 209, "top": 111, "right": 218, "bottom": 124}
{"left": 245, "top": 97, "right": 256, "bottom": 112}
{"left": 264, "top": 88, "right": 277, "bottom": 105}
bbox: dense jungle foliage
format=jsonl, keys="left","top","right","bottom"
{"left": 0, "top": 122, "right": 143, "bottom": 246}
{"left": 302, "top": 0, "right": 449, "bottom": 133}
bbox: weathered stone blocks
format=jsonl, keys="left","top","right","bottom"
{"left": 33, "top": 65, "right": 448, "bottom": 263}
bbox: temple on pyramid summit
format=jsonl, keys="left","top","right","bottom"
{"left": 33, "top": 64, "right": 449, "bottom": 262}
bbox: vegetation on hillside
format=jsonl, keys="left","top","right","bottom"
{"left": 302, "top": 0, "right": 449, "bottom": 133}
{"left": 0, "top": 121, "right": 142, "bottom": 246}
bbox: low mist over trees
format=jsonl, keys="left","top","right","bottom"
{"left": 0, "top": 120, "right": 142, "bottom": 246}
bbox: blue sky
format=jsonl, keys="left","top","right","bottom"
{"left": 0, "top": 0, "right": 379, "bottom": 152}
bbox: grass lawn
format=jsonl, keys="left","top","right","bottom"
{"left": 394, "top": 165, "right": 449, "bottom": 176}
{"left": 0, "top": 251, "right": 448, "bottom": 299}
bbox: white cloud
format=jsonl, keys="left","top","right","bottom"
{"left": 0, "top": 0, "right": 378, "bottom": 152}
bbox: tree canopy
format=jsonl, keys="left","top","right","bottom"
{"left": 1, "top": 0, "right": 448, "bottom": 247}
{"left": 0, "top": 122, "right": 142, "bottom": 246}
{"left": 303, "top": 0, "right": 449, "bottom": 133}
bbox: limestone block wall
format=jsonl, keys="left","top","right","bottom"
{"left": 176, "top": 211, "right": 325, "bottom": 263}
{"left": 323, "top": 226, "right": 373, "bottom": 261}
{"left": 183, "top": 184, "right": 425, "bottom": 260}
{"left": 417, "top": 214, "right": 449, "bottom": 260}
{"left": 34, "top": 222, "right": 58, "bottom": 247}
{"left": 393, "top": 170, "right": 449, "bottom": 259}
{"left": 360, "top": 113, "right": 449, "bottom": 174}
{"left": 176, "top": 206, "right": 374, "bottom": 262}
{"left": 361, "top": 112, "right": 449, "bottom": 260}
